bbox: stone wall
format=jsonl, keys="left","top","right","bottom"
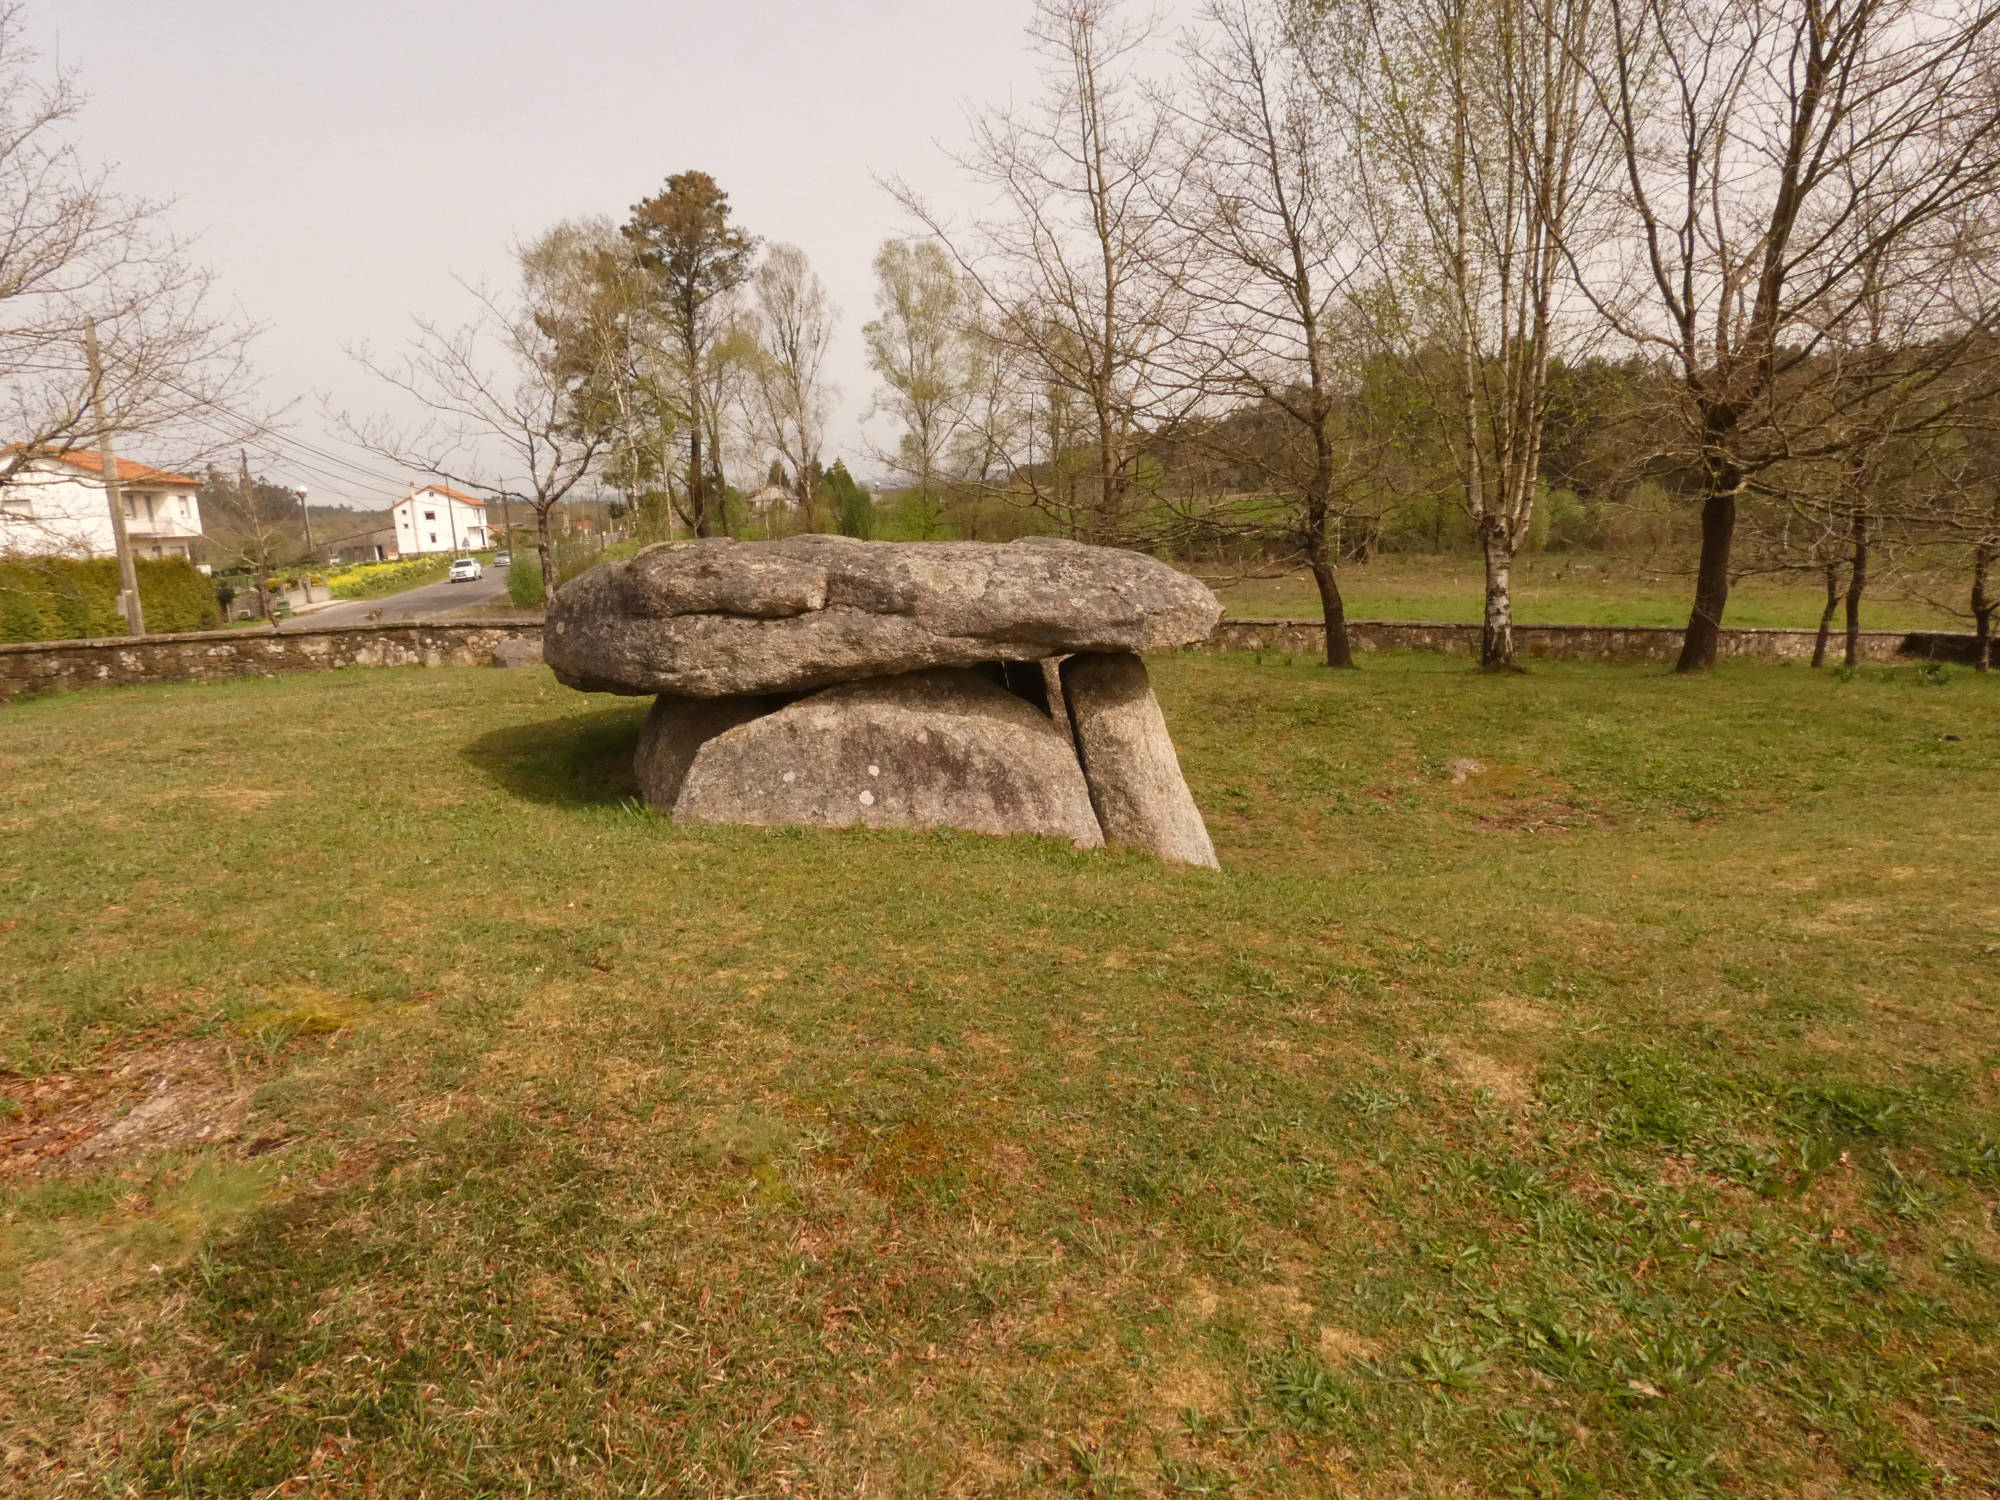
{"left": 1206, "top": 617, "right": 1952, "bottom": 665}
{"left": 0, "top": 620, "right": 545, "bottom": 702}
{"left": 0, "top": 614, "right": 1982, "bottom": 703}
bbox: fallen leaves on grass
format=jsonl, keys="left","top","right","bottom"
{"left": 0, "top": 1041, "right": 252, "bottom": 1180}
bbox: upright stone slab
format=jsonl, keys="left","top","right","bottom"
{"left": 670, "top": 668, "right": 1105, "bottom": 848}
{"left": 1061, "top": 652, "right": 1219, "bottom": 869}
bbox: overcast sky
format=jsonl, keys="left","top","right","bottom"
{"left": 26, "top": 0, "right": 1088, "bottom": 508}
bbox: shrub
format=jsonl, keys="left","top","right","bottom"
{"left": 0, "top": 556, "right": 220, "bottom": 642}
{"left": 326, "top": 556, "right": 452, "bottom": 601}
{"left": 506, "top": 538, "right": 610, "bottom": 608}
{"left": 507, "top": 550, "right": 544, "bottom": 607}
{"left": 554, "top": 535, "right": 608, "bottom": 588}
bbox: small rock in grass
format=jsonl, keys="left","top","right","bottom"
{"left": 491, "top": 635, "right": 544, "bottom": 669}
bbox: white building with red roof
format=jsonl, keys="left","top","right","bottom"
{"left": 391, "top": 484, "right": 488, "bottom": 556}
{"left": 0, "top": 448, "right": 203, "bottom": 560}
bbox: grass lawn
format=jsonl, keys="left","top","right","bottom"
{"left": 1211, "top": 556, "right": 1966, "bottom": 631}
{"left": 3, "top": 654, "right": 1998, "bottom": 1496}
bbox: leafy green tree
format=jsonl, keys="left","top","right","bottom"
{"left": 519, "top": 219, "right": 671, "bottom": 536}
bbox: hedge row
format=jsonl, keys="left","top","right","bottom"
{"left": 326, "top": 555, "right": 456, "bottom": 600}
{"left": 0, "top": 556, "right": 222, "bottom": 643}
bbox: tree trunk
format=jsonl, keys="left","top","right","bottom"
{"left": 1843, "top": 509, "right": 1868, "bottom": 669}
{"left": 690, "top": 429, "right": 713, "bottom": 538}
{"left": 536, "top": 506, "right": 556, "bottom": 607}
{"left": 1304, "top": 514, "right": 1355, "bottom": 669}
{"left": 1301, "top": 413, "right": 1355, "bottom": 669}
{"left": 1971, "top": 539, "right": 1992, "bottom": 673}
{"left": 1309, "top": 555, "right": 1354, "bottom": 669}
{"left": 1480, "top": 522, "right": 1518, "bottom": 671}
{"left": 1676, "top": 479, "right": 1739, "bottom": 672}
{"left": 1811, "top": 563, "right": 1840, "bottom": 668}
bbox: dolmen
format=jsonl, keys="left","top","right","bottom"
{"left": 545, "top": 535, "right": 1223, "bottom": 868}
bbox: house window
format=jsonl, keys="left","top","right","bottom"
{"left": 423, "top": 510, "right": 436, "bottom": 521}
{"left": 429, "top": 533, "right": 437, "bottom": 544}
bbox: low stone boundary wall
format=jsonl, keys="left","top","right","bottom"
{"left": 1, "top": 615, "right": 1984, "bottom": 703}
{"left": 1207, "top": 617, "right": 1958, "bottom": 665}
{"left": 0, "top": 620, "right": 546, "bottom": 702}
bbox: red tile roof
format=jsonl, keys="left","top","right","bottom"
{"left": 410, "top": 484, "right": 485, "bottom": 507}
{"left": 4, "top": 445, "right": 199, "bottom": 486}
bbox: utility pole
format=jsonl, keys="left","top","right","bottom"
{"left": 242, "top": 450, "right": 274, "bottom": 625}
{"left": 295, "top": 488, "right": 318, "bottom": 607}
{"left": 84, "top": 321, "right": 145, "bottom": 637}
{"left": 295, "top": 487, "right": 316, "bottom": 561}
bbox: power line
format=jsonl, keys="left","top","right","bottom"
{"left": 170, "top": 410, "right": 409, "bottom": 508}
{"left": 166, "top": 403, "right": 422, "bottom": 504}
{"left": 147, "top": 376, "right": 422, "bottom": 491}
{"left": 3, "top": 365, "right": 420, "bottom": 492}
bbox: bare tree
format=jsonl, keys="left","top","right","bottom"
{"left": 1961, "top": 404, "right": 2000, "bottom": 670}
{"left": 890, "top": 0, "right": 1198, "bottom": 545}
{"left": 1304, "top": 0, "right": 1615, "bottom": 668}
{"left": 0, "top": 5, "right": 258, "bottom": 490}
{"left": 340, "top": 276, "right": 610, "bottom": 597}
{"left": 749, "top": 244, "right": 837, "bottom": 529}
{"left": 1579, "top": 0, "right": 2000, "bottom": 671}
{"left": 1171, "top": 0, "right": 1386, "bottom": 667}
{"left": 1974, "top": 483, "right": 2000, "bottom": 671}
{"left": 0, "top": 0, "right": 258, "bottom": 640}
{"left": 203, "top": 454, "right": 294, "bottom": 625}
{"left": 863, "top": 240, "right": 978, "bottom": 520}
{"left": 1891, "top": 389, "right": 2000, "bottom": 670}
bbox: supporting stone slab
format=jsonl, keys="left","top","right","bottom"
{"left": 635, "top": 694, "right": 795, "bottom": 811}
{"left": 1061, "top": 651, "right": 1219, "bottom": 869}
{"left": 669, "top": 668, "right": 1104, "bottom": 848}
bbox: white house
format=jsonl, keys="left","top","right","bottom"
{"left": 0, "top": 448, "right": 204, "bottom": 560}
{"left": 391, "top": 484, "right": 488, "bottom": 555}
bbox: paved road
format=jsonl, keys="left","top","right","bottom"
{"left": 295, "top": 566, "right": 513, "bottom": 627}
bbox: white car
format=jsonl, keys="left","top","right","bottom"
{"left": 448, "top": 558, "right": 483, "bottom": 582}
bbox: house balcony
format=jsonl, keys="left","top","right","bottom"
{"left": 123, "top": 504, "right": 202, "bottom": 542}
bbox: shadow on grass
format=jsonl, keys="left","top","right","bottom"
{"left": 461, "top": 702, "right": 649, "bottom": 808}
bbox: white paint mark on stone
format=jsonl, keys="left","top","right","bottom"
{"left": 782, "top": 770, "right": 796, "bottom": 783}
{"left": 859, "top": 790, "right": 875, "bottom": 806}
{"left": 867, "top": 764, "right": 880, "bottom": 777}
